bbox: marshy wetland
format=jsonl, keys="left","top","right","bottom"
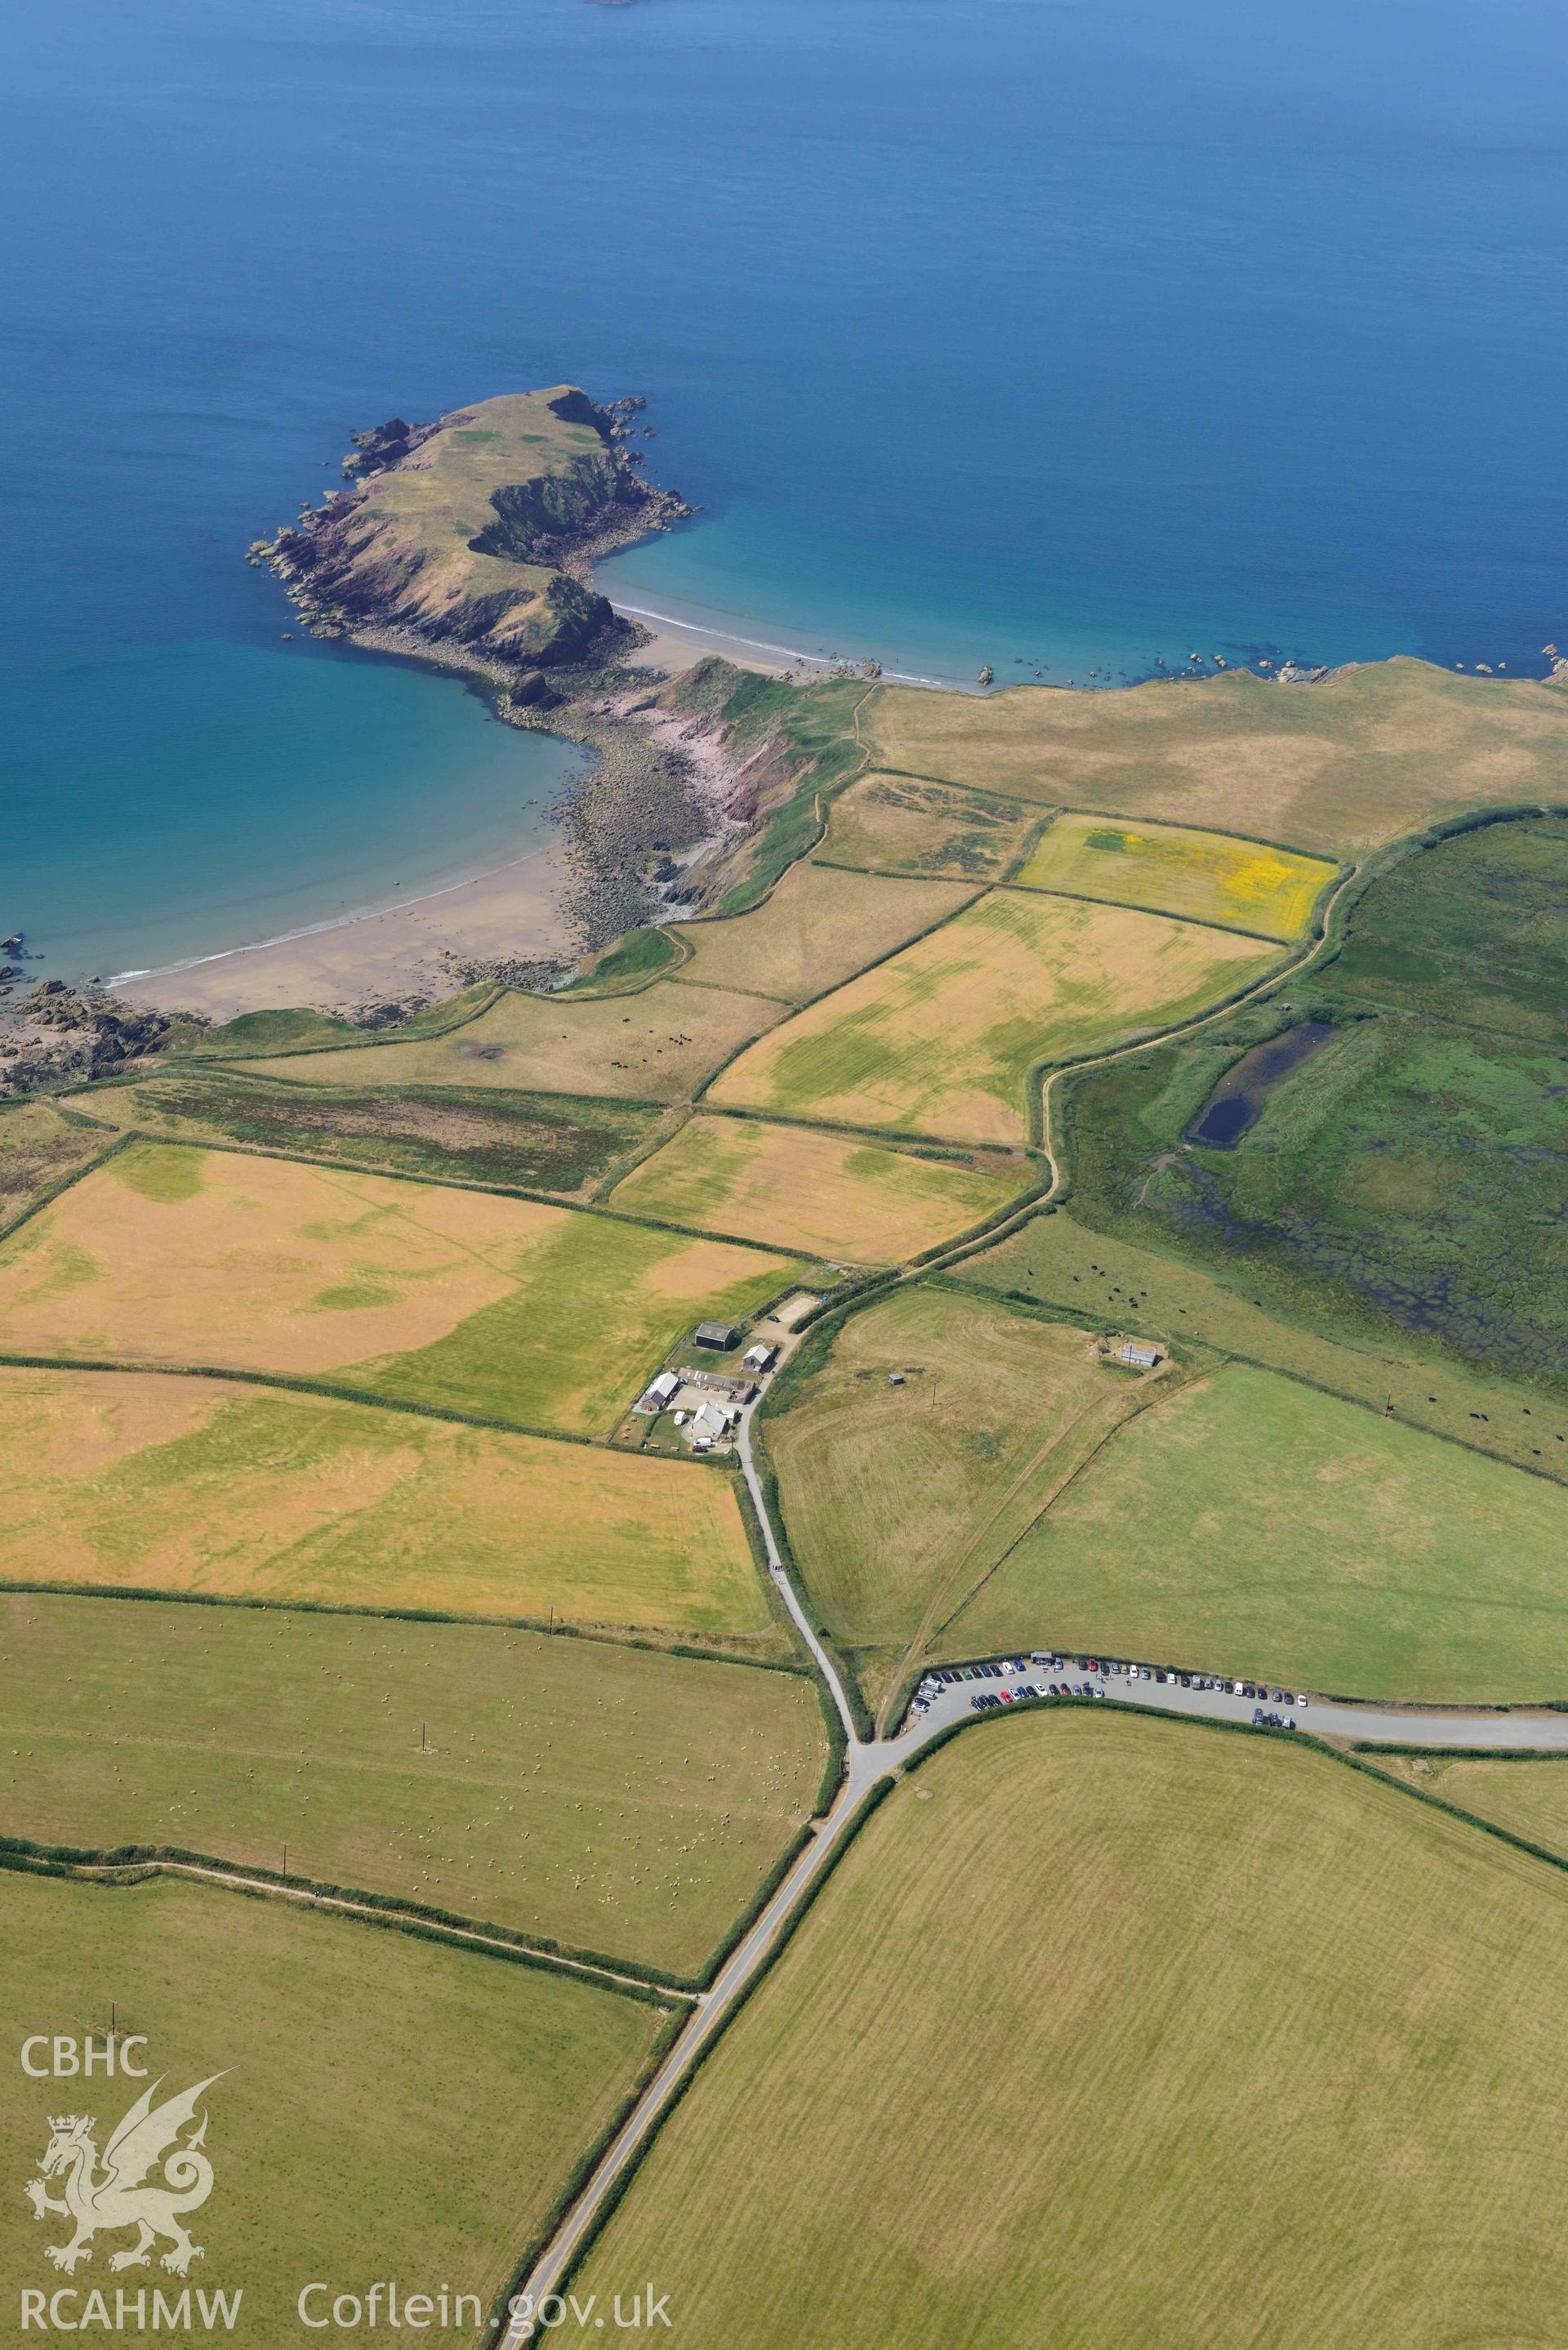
{"left": 1059, "top": 814, "right": 1568, "bottom": 1384}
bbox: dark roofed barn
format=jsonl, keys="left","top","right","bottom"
{"left": 694, "top": 1321, "right": 740, "bottom": 1352}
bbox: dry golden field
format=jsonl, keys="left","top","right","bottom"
{"left": 0, "top": 1142, "right": 796, "bottom": 1431}
{"left": 1017, "top": 810, "right": 1336, "bottom": 939}
{"left": 1364, "top": 1754, "right": 1568, "bottom": 1866}
{"left": 867, "top": 658, "right": 1568, "bottom": 854}
{"left": 609, "top": 1115, "right": 1026, "bottom": 1263}
{"left": 230, "top": 978, "right": 783, "bottom": 1100}
{"left": 709, "top": 890, "right": 1276, "bottom": 1144}
{"left": 576, "top": 1707, "right": 1568, "bottom": 2349}
{"left": 815, "top": 771, "right": 1039, "bottom": 878}
{"left": 0, "top": 1367, "right": 773, "bottom": 1636}
{"left": 670, "top": 861, "right": 973, "bottom": 1001}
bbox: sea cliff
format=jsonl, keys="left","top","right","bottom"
{"left": 252, "top": 386, "right": 691, "bottom": 693}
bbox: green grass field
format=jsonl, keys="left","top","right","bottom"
{"left": 0, "top": 1368, "right": 776, "bottom": 1640}
{"left": 0, "top": 1142, "right": 798, "bottom": 1433}
{"left": 575, "top": 1708, "right": 1568, "bottom": 2348}
{"left": 1016, "top": 810, "right": 1335, "bottom": 939}
{"left": 710, "top": 890, "right": 1275, "bottom": 1145}
{"left": 0, "top": 1595, "right": 822, "bottom": 1973}
{"left": 866, "top": 657, "right": 1568, "bottom": 854}
{"left": 168, "top": 988, "right": 501, "bottom": 1063}
{"left": 951, "top": 1362, "right": 1568, "bottom": 1700}
{"left": 82, "top": 1071, "right": 664, "bottom": 1198}
{"left": 559, "top": 925, "right": 680, "bottom": 993}
{"left": 1052, "top": 815, "right": 1568, "bottom": 1388}
{"left": 609, "top": 1115, "right": 1026, "bottom": 1264}
{"left": 960, "top": 1207, "right": 1568, "bottom": 1483}
{"left": 1330, "top": 810, "right": 1568, "bottom": 1041}
{"left": 0, "top": 1870, "right": 666, "bottom": 2339}
{"left": 766, "top": 1286, "right": 1152, "bottom": 1711}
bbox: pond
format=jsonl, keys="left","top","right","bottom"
{"left": 1186, "top": 1021, "right": 1336, "bottom": 1148}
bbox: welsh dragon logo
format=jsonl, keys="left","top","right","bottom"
{"left": 24, "top": 2074, "right": 227, "bottom": 2277}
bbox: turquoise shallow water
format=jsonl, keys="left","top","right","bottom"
{"left": 2, "top": 0, "right": 1566, "bottom": 979}
{"left": 2, "top": 645, "right": 584, "bottom": 983}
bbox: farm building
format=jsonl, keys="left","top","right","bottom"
{"left": 694, "top": 1321, "right": 741, "bottom": 1351}
{"left": 634, "top": 1369, "right": 681, "bottom": 1415}
{"left": 1119, "top": 1340, "right": 1161, "bottom": 1368}
{"left": 684, "top": 1400, "right": 736, "bottom": 1451}
{"left": 743, "top": 1342, "right": 777, "bottom": 1374}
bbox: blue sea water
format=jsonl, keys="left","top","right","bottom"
{"left": 2, "top": 0, "right": 1566, "bottom": 979}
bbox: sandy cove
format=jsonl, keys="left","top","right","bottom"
{"left": 111, "top": 592, "right": 846, "bottom": 1024}
{"left": 113, "top": 613, "right": 771, "bottom": 1025}
{"left": 114, "top": 840, "right": 572, "bottom": 1024}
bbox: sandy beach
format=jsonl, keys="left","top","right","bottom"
{"left": 617, "top": 614, "right": 800, "bottom": 681}
{"left": 116, "top": 839, "right": 572, "bottom": 1023}
{"left": 110, "top": 612, "right": 780, "bottom": 1026}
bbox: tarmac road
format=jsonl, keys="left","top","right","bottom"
{"left": 905, "top": 1654, "right": 1568, "bottom": 1750}
{"left": 499, "top": 1380, "right": 1568, "bottom": 2339}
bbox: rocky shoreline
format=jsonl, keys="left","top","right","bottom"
{"left": 0, "top": 979, "right": 173, "bottom": 1097}
{"left": 252, "top": 388, "right": 693, "bottom": 692}
{"left": 0, "top": 388, "right": 804, "bottom": 1086}
{"left": 241, "top": 384, "right": 755, "bottom": 973}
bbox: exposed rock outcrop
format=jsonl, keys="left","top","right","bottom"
{"left": 0, "top": 982, "right": 173, "bottom": 1098}
{"left": 254, "top": 386, "right": 693, "bottom": 677}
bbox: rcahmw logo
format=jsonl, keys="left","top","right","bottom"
{"left": 18, "top": 2032, "right": 241, "bottom": 2333}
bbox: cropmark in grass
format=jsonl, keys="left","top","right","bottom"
{"left": 670, "top": 861, "right": 973, "bottom": 1003}
{"left": 0, "top": 1142, "right": 799, "bottom": 1434}
{"left": 0, "top": 1367, "right": 773, "bottom": 1640}
{"left": 951, "top": 1360, "right": 1568, "bottom": 1701}
{"left": 765, "top": 1285, "right": 1153, "bottom": 1712}
{"left": 710, "top": 890, "right": 1275, "bottom": 1146}
{"left": 1016, "top": 810, "right": 1334, "bottom": 940}
{"left": 0, "top": 1594, "right": 823, "bottom": 1974}
{"left": 609, "top": 1115, "right": 1027, "bottom": 1264}
{"left": 231, "top": 979, "right": 783, "bottom": 1103}
{"left": 816, "top": 771, "right": 1040, "bottom": 879}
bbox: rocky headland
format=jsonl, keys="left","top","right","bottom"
{"left": 0, "top": 391, "right": 849, "bottom": 1080}
{"left": 252, "top": 386, "right": 691, "bottom": 695}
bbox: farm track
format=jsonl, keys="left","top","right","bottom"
{"left": 499, "top": 1348, "right": 1568, "bottom": 2338}
{"left": 7, "top": 789, "right": 1552, "bottom": 2334}
{"left": 11, "top": 1848, "right": 695, "bottom": 2002}
{"left": 495, "top": 841, "right": 1568, "bottom": 2331}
